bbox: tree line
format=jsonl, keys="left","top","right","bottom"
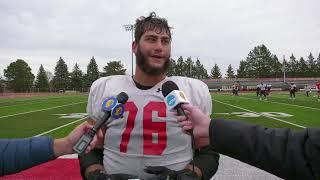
{"left": 236, "top": 44, "right": 320, "bottom": 78}
{"left": 0, "top": 56, "right": 211, "bottom": 92}
{"left": 1, "top": 44, "right": 320, "bottom": 92}
{"left": 1, "top": 56, "right": 126, "bottom": 92}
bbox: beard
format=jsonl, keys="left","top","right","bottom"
{"left": 136, "top": 46, "right": 170, "bottom": 76}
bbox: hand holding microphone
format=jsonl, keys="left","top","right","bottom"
{"left": 177, "top": 104, "right": 211, "bottom": 148}
{"left": 73, "top": 92, "right": 129, "bottom": 154}
{"left": 161, "top": 81, "right": 189, "bottom": 116}
{"left": 146, "top": 81, "right": 200, "bottom": 178}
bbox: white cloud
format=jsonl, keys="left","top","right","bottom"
{"left": 0, "top": 0, "right": 319, "bottom": 77}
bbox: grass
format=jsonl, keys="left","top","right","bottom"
{"left": 0, "top": 91, "right": 319, "bottom": 139}
{"left": 211, "top": 92, "right": 320, "bottom": 130}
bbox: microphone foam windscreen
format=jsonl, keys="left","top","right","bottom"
{"left": 162, "top": 81, "right": 179, "bottom": 97}
{"left": 117, "top": 92, "right": 129, "bottom": 104}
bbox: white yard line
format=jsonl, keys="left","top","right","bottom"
{"left": 0, "top": 101, "right": 86, "bottom": 119}
{"left": 34, "top": 117, "right": 87, "bottom": 137}
{"left": 213, "top": 99, "right": 306, "bottom": 129}
{"left": 0, "top": 95, "right": 85, "bottom": 109}
{"left": 239, "top": 95, "right": 320, "bottom": 111}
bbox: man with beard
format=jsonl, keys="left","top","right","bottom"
{"left": 79, "top": 12, "right": 219, "bottom": 180}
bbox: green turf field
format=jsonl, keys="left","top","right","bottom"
{"left": 0, "top": 92, "right": 319, "bottom": 139}
{"left": 211, "top": 92, "right": 320, "bottom": 130}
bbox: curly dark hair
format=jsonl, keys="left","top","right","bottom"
{"left": 134, "top": 12, "right": 172, "bottom": 43}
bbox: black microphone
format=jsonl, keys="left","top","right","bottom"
{"left": 161, "top": 81, "right": 187, "bottom": 116}
{"left": 73, "top": 92, "right": 129, "bottom": 154}
{"left": 161, "top": 80, "right": 196, "bottom": 173}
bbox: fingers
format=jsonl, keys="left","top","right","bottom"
{"left": 178, "top": 118, "right": 193, "bottom": 135}
{"left": 181, "top": 126, "right": 193, "bottom": 134}
{"left": 176, "top": 115, "right": 187, "bottom": 122}
{"left": 97, "top": 128, "right": 105, "bottom": 139}
{"left": 78, "top": 121, "right": 93, "bottom": 133}
{"left": 181, "top": 104, "right": 194, "bottom": 111}
{"left": 178, "top": 119, "right": 192, "bottom": 127}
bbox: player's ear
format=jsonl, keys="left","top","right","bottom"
{"left": 132, "top": 41, "right": 138, "bottom": 54}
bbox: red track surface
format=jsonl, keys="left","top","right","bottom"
{"left": 2, "top": 159, "right": 82, "bottom": 180}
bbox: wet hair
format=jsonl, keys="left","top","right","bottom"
{"left": 134, "top": 12, "right": 172, "bottom": 43}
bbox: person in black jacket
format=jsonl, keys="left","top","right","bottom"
{"left": 178, "top": 104, "right": 320, "bottom": 180}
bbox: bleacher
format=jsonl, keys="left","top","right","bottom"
{"left": 202, "top": 77, "right": 320, "bottom": 91}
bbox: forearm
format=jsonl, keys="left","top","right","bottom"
{"left": 210, "top": 119, "right": 317, "bottom": 179}
{"left": 53, "top": 138, "right": 74, "bottom": 157}
{"left": 0, "top": 137, "right": 55, "bottom": 176}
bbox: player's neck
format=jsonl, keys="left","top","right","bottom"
{"left": 133, "top": 67, "right": 166, "bottom": 86}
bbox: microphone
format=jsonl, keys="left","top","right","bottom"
{"left": 161, "top": 81, "right": 196, "bottom": 172}
{"left": 161, "top": 81, "right": 189, "bottom": 116}
{"left": 73, "top": 92, "right": 129, "bottom": 154}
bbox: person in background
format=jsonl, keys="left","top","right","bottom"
{"left": 316, "top": 81, "right": 320, "bottom": 101}
{"left": 289, "top": 82, "right": 297, "bottom": 99}
{"left": 305, "top": 85, "right": 311, "bottom": 97}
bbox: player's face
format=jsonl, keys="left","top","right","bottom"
{"left": 133, "top": 29, "right": 171, "bottom": 76}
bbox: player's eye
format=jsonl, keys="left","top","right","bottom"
{"left": 162, "top": 38, "right": 170, "bottom": 45}
{"left": 147, "top": 37, "right": 157, "bottom": 42}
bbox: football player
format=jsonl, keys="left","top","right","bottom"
{"left": 256, "top": 83, "right": 261, "bottom": 97}
{"left": 79, "top": 12, "right": 219, "bottom": 180}
{"left": 259, "top": 82, "right": 267, "bottom": 100}
{"left": 289, "top": 82, "right": 297, "bottom": 99}
{"left": 316, "top": 81, "right": 320, "bottom": 101}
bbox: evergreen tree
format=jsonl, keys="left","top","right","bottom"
{"left": 184, "top": 57, "right": 194, "bottom": 78}
{"left": 0, "top": 75, "right": 5, "bottom": 93}
{"left": 166, "top": 58, "right": 176, "bottom": 76}
{"left": 199, "top": 64, "right": 209, "bottom": 79}
{"left": 307, "top": 53, "right": 316, "bottom": 77}
{"left": 288, "top": 54, "right": 298, "bottom": 77}
{"left": 236, "top": 60, "right": 247, "bottom": 78}
{"left": 102, "top": 60, "right": 126, "bottom": 76}
{"left": 210, "top": 63, "right": 222, "bottom": 79}
{"left": 194, "top": 59, "right": 204, "bottom": 79}
{"left": 246, "top": 45, "right": 277, "bottom": 78}
{"left": 270, "top": 55, "right": 283, "bottom": 78}
{"left": 70, "top": 63, "right": 83, "bottom": 91}
{"left": 225, "top": 64, "right": 235, "bottom": 78}
{"left": 86, "top": 56, "right": 100, "bottom": 87}
{"left": 237, "top": 44, "right": 280, "bottom": 78}
{"left": 297, "top": 57, "right": 308, "bottom": 77}
{"left": 175, "top": 56, "right": 185, "bottom": 76}
{"left": 52, "top": 57, "right": 70, "bottom": 91}
{"left": 4, "top": 59, "right": 34, "bottom": 92}
{"left": 316, "top": 53, "right": 320, "bottom": 77}
{"left": 35, "top": 64, "right": 49, "bottom": 92}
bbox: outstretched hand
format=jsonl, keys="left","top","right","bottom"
{"left": 177, "top": 104, "right": 211, "bottom": 148}
{"left": 54, "top": 121, "right": 104, "bottom": 157}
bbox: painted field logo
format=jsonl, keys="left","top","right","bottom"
{"left": 54, "top": 113, "right": 88, "bottom": 119}
{"left": 167, "top": 95, "right": 176, "bottom": 107}
{"left": 215, "top": 112, "right": 293, "bottom": 118}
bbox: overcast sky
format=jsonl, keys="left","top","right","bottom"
{"left": 0, "top": 0, "right": 319, "bottom": 78}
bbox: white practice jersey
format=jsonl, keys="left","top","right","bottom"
{"left": 87, "top": 75, "right": 212, "bottom": 178}
{"left": 290, "top": 84, "right": 297, "bottom": 91}
{"left": 256, "top": 84, "right": 261, "bottom": 89}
